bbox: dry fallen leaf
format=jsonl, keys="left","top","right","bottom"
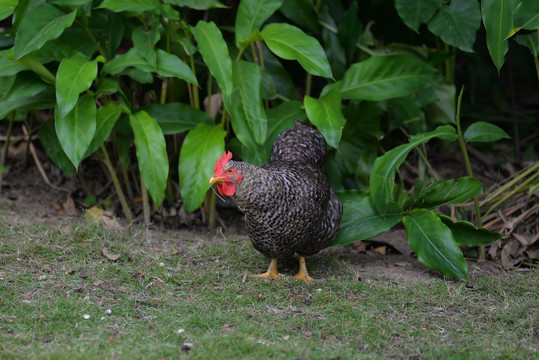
{"left": 102, "top": 246, "right": 121, "bottom": 261}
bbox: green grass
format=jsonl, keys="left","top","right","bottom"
{"left": 0, "top": 214, "right": 537, "bottom": 359}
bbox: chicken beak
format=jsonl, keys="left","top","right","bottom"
{"left": 209, "top": 176, "right": 225, "bottom": 184}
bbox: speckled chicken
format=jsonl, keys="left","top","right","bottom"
{"left": 209, "top": 120, "right": 342, "bottom": 282}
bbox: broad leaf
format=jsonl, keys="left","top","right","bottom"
{"left": 278, "top": 0, "right": 319, "bottom": 32}
{"left": 439, "top": 215, "right": 504, "bottom": 247}
{"left": 514, "top": 0, "right": 539, "bottom": 30}
{"left": 423, "top": 83, "right": 456, "bottom": 125}
{"left": 395, "top": 0, "right": 444, "bottom": 32}
{"left": 304, "top": 90, "right": 346, "bottom": 149}
{"left": 55, "top": 93, "right": 97, "bottom": 168}
{"left": 15, "top": 54, "right": 56, "bottom": 84}
{"left": 331, "top": 190, "right": 403, "bottom": 247}
{"left": 404, "top": 209, "right": 468, "bottom": 281}
{"left": 142, "top": 102, "right": 213, "bottom": 134}
{"left": 0, "top": 0, "right": 17, "bottom": 21}
{"left": 38, "top": 121, "right": 75, "bottom": 176}
{"left": 98, "top": 0, "right": 160, "bottom": 13}
{"left": 338, "top": 2, "right": 361, "bottom": 61}
{"left": 463, "top": 121, "right": 510, "bottom": 143}
{"left": 260, "top": 23, "right": 333, "bottom": 79}
{"left": 85, "top": 103, "right": 122, "bottom": 158}
{"left": 0, "top": 49, "right": 27, "bottom": 77}
{"left": 0, "top": 73, "right": 55, "bottom": 119}
{"left": 370, "top": 125, "right": 457, "bottom": 214}
{"left": 56, "top": 54, "right": 103, "bottom": 118}
{"left": 164, "top": 0, "right": 226, "bottom": 10}
{"left": 482, "top": 0, "right": 518, "bottom": 72}
{"left": 235, "top": 0, "right": 283, "bottom": 45}
{"left": 420, "top": 177, "right": 483, "bottom": 208}
{"left": 14, "top": 3, "right": 76, "bottom": 60}
{"left": 129, "top": 111, "right": 169, "bottom": 206}
{"left": 179, "top": 123, "right": 226, "bottom": 213}
{"left": 156, "top": 49, "right": 199, "bottom": 85}
{"left": 102, "top": 48, "right": 154, "bottom": 75}
{"left": 427, "top": 0, "right": 481, "bottom": 53}
{"left": 132, "top": 26, "right": 160, "bottom": 69}
{"left": 340, "top": 55, "right": 441, "bottom": 101}
{"left": 191, "top": 21, "right": 233, "bottom": 98}
{"left": 231, "top": 60, "right": 267, "bottom": 145}
{"left": 515, "top": 32, "right": 539, "bottom": 57}
{"left": 264, "top": 100, "right": 304, "bottom": 158}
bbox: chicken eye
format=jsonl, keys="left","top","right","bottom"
{"left": 226, "top": 169, "right": 234, "bottom": 174}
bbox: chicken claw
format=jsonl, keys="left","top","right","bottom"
{"left": 293, "top": 256, "right": 313, "bottom": 282}
{"left": 252, "top": 258, "right": 281, "bottom": 280}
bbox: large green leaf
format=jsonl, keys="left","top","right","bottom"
{"left": 56, "top": 54, "right": 103, "bottom": 118}
{"left": 514, "top": 0, "right": 539, "bottom": 30}
{"left": 278, "top": 0, "right": 319, "bottom": 32}
{"left": 340, "top": 55, "right": 441, "bottom": 101}
{"left": 102, "top": 48, "right": 154, "bottom": 75}
{"left": 337, "top": 2, "right": 361, "bottom": 61}
{"left": 260, "top": 23, "right": 333, "bottom": 79}
{"left": 179, "top": 123, "right": 226, "bottom": 213}
{"left": 164, "top": 0, "right": 226, "bottom": 10}
{"left": 423, "top": 83, "right": 456, "bottom": 125}
{"left": 15, "top": 54, "right": 56, "bottom": 84}
{"left": 420, "top": 177, "right": 483, "bottom": 209}
{"left": 0, "top": 49, "right": 27, "bottom": 77}
{"left": 132, "top": 26, "right": 160, "bottom": 69}
{"left": 482, "top": 0, "right": 518, "bottom": 72}
{"left": 129, "top": 111, "right": 169, "bottom": 206}
{"left": 13, "top": 3, "right": 76, "bottom": 60}
{"left": 155, "top": 49, "right": 199, "bottom": 85}
{"left": 264, "top": 100, "right": 304, "bottom": 158}
{"left": 0, "top": 0, "right": 17, "bottom": 21}
{"left": 463, "top": 121, "right": 511, "bottom": 143}
{"left": 331, "top": 190, "right": 403, "bottom": 247}
{"left": 304, "top": 90, "right": 345, "bottom": 149}
{"left": 84, "top": 103, "right": 122, "bottom": 158}
{"left": 427, "top": 0, "right": 481, "bottom": 53}
{"left": 404, "top": 209, "right": 468, "bottom": 281}
{"left": 515, "top": 32, "right": 539, "bottom": 57}
{"left": 438, "top": 215, "right": 504, "bottom": 247}
{"left": 231, "top": 60, "right": 267, "bottom": 145}
{"left": 370, "top": 125, "right": 457, "bottom": 215}
{"left": 191, "top": 21, "right": 233, "bottom": 98}
{"left": 38, "top": 121, "right": 75, "bottom": 177}
{"left": 395, "top": 0, "right": 444, "bottom": 32}
{"left": 235, "top": 0, "right": 283, "bottom": 45}
{"left": 0, "top": 73, "right": 55, "bottom": 119}
{"left": 55, "top": 93, "right": 97, "bottom": 168}
{"left": 98, "top": 0, "right": 160, "bottom": 13}
{"left": 142, "top": 102, "right": 213, "bottom": 135}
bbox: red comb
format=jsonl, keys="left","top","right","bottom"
{"left": 214, "top": 151, "right": 232, "bottom": 172}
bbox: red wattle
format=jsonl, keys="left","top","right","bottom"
{"left": 217, "top": 181, "right": 236, "bottom": 196}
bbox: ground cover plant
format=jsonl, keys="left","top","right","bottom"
{"left": 0, "top": 212, "right": 537, "bottom": 359}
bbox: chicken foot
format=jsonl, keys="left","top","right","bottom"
{"left": 252, "top": 258, "right": 281, "bottom": 280}
{"left": 293, "top": 256, "right": 313, "bottom": 282}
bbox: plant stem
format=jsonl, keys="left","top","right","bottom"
{"left": 189, "top": 55, "right": 199, "bottom": 109}
{"left": 0, "top": 111, "right": 15, "bottom": 193}
{"left": 305, "top": 73, "right": 312, "bottom": 98}
{"left": 482, "top": 161, "right": 539, "bottom": 207}
{"left": 140, "top": 175, "right": 151, "bottom": 225}
{"left": 455, "top": 86, "right": 484, "bottom": 259}
{"left": 97, "top": 144, "right": 133, "bottom": 224}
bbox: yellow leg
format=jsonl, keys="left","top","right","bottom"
{"left": 252, "top": 258, "right": 280, "bottom": 280}
{"left": 293, "top": 256, "right": 313, "bottom": 282}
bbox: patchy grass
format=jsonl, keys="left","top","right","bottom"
{"left": 0, "top": 214, "right": 537, "bottom": 359}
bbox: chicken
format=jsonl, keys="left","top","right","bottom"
{"left": 209, "top": 120, "right": 342, "bottom": 282}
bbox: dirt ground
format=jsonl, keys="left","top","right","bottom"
{"left": 0, "top": 165, "right": 515, "bottom": 284}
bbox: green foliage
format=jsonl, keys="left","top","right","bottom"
{"left": 0, "top": 0, "right": 521, "bottom": 279}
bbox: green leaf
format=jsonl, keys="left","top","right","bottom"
{"left": 142, "top": 102, "right": 213, "bottom": 135}
{"left": 370, "top": 125, "right": 457, "bottom": 214}
{"left": 331, "top": 190, "right": 403, "bottom": 247}
{"left": 13, "top": 3, "right": 76, "bottom": 60}
{"left": 395, "top": 0, "right": 444, "bottom": 32}
{"left": 337, "top": 2, "right": 361, "bottom": 61}
{"left": 56, "top": 54, "right": 102, "bottom": 118}
{"left": 132, "top": 26, "right": 160, "bottom": 69}
{"left": 96, "top": 77, "right": 119, "bottom": 95}
{"left": 0, "top": 0, "right": 17, "bottom": 21}
{"left": 340, "top": 55, "right": 441, "bottom": 101}
{"left": 38, "top": 121, "right": 75, "bottom": 176}
{"left": 404, "top": 209, "right": 468, "bottom": 281}
{"left": 514, "top": 0, "right": 539, "bottom": 30}
{"left": 278, "top": 0, "right": 319, "bottom": 32}
{"left": 55, "top": 93, "right": 97, "bottom": 168}
{"left": 260, "top": 23, "right": 333, "bottom": 79}
{"left": 0, "top": 73, "right": 55, "bottom": 119}
{"left": 155, "top": 49, "right": 199, "bottom": 85}
{"left": 514, "top": 32, "right": 539, "bottom": 57}
{"left": 15, "top": 53, "right": 56, "bottom": 84}
{"left": 98, "top": 0, "right": 160, "bottom": 13}
{"left": 463, "top": 121, "right": 510, "bottom": 143}
{"left": 427, "top": 0, "right": 481, "bottom": 52}
{"left": 0, "top": 49, "right": 27, "bottom": 77}
{"left": 179, "top": 123, "right": 226, "bottom": 213}
{"left": 420, "top": 177, "right": 483, "bottom": 208}
{"left": 264, "top": 100, "right": 304, "bottom": 158}
{"left": 423, "top": 83, "right": 456, "bottom": 125}
{"left": 191, "top": 21, "right": 233, "bottom": 98}
{"left": 129, "top": 111, "right": 169, "bottom": 206}
{"left": 482, "top": 0, "right": 518, "bottom": 72}
{"left": 84, "top": 103, "right": 122, "bottom": 158}
{"left": 439, "top": 215, "right": 504, "bottom": 247}
{"left": 235, "top": 0, "right": 283, "bottom": 45}
{"left": 304, "top": 90, "right": 346, "bottom": 149}
{"left": 164, "top": 0, "right": 226, "bottom": 10}
{"left": 0, "top": 76, "right": 15, "bottom": 101}
{"left": 231, "top": 60, "right": 267, "bottom": 145}
{"left": 102, "top": 48, "right": 154, "bottom": 75}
